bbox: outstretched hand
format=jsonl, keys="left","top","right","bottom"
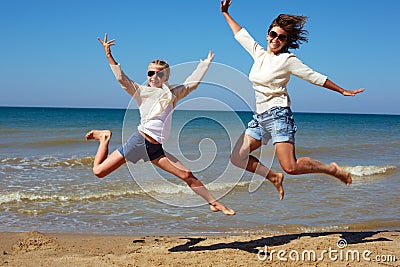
{"left": 342, "top": 88, "right": 365, "bottom": 96}
{"left": 220, "top": 0, "right": 232, "bottom": 13}
{"left": 97, "top": 33, "right": 115, "bottom": 57}
{"left": 202, "top": 51, "right": 215, "bottom": 63}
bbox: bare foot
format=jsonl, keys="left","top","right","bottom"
{"left": 209, "top": 201, "right": 236, "bottom": 216}
{"left": 331, "top": 162, "right": 352, "bottom": 185}
{"left": 267, "top": 172, "right": 285, "bottom": 200}
{"left": 85, "top": 130, "right": 112, "bottom": 142}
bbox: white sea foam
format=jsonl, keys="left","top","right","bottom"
{"left": 141, "top": 181, "right": 248, "bottom": 195}
{"left": 343, "top": 165, "right": 397, "bottom": 177}
{"left": 0, "top": 189, "right": 143, "bottom": 205}
{"left": 0, "top": 181, "right": 250, "bottom": 205}
{"left": 0, "top": 156, "right": 94, "bottom": 171}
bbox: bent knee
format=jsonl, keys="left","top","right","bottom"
{"left": 179, "top": 169, "right": 193, "bottom": 181}
{"left": 230, "top": 155, "right": 246, "bottom": 168}
{"left": 281, "top": 164, "right": 298, "bottom": 175}
{"left": 229, "top": 155, "right": 239, "bottom": 167}
{"left": 181, "top": 172, "right": 201, "bottom": 187}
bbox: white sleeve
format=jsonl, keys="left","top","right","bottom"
{"left": 234, "top": 28, "right": 265, "bottom": 60}
{"left": 109, "top": 64, "right": 140, "bottom": 96}
{"left": 172, "top": 60, "right": 211, "bottom": 101}
{"left": 287, "top": 55, "right": 327, "bottom": 86}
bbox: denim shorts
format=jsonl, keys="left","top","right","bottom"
{"left": 245, "top": 107, "right": 297, "bottom": 145}
{"left": 117, "top": 131, "right": 165, "bottom": 163}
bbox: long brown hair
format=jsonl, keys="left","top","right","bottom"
{"left": 268, "top": 14, "right": 308, "bottom": 52}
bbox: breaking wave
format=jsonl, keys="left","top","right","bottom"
{"left": 343, "top": 165, "right": 398, "bottom": 177}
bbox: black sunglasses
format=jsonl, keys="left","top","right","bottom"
{"left": 268, "top": 30, "right": 288, "bottom": 42}
{"left": 147, "top": 70, "right": 164, "bottom": 78}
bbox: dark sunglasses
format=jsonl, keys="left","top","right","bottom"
{"left": 268, "top": 30, "right": 287, "bottom": 42}
{"left": 147, "top": 70, "right": 164, "bottom": 78}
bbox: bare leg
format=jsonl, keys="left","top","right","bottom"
{"left": 85, "top": 130, "right": 126, "bottom": 178}
{"left": 231, "top": 133, "right": 284, "bottom": 200}
{"left": 275, "top": 142, "right": 352, "bottom": 185}
{"left": 152, "top": 153, "right": 236, "bottom": 216}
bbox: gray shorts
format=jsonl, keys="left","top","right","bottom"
{"left": 117, "top": 131, "right": 165, "bottom": 163}
{"left": 245, "top": 107, "right": 297, "bottom": 145}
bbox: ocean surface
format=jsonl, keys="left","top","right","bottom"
{"left": 1, "top": 106, "right": 399, "bottom": 235}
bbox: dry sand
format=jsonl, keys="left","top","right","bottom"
{"left": 0, "top": 230, "right": 398, "bottom": 266}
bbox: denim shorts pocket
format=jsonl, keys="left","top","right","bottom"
{"left": 272, "top": 108, "right": 296, "bottom": 134}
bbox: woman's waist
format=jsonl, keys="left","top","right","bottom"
{"left": 137, "top": 123, "right": 170, "bottom": 144}
{"left": 137, "top": 114, "right": 172, "bottom": 144}
{"left": 138, "top": 130, "right": 160, "bottom": 144}
{"left": 255, "top": 96, "right": 291, "bottom": 114}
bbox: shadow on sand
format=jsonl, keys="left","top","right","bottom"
{"left": 168, "top": 231, "right": 398, "bottom": 254}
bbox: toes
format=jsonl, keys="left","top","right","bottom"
{"left": 220, "top": 208, "right": 236, "bottom": 216}
{"left": 223, "top": 208, "right": 236, "bottom": 216}
{"left": 209, "top": 203, "right": 236, "bottom": 216}
{"left": 85, "top": 130, "right": 94, "bottom": 140}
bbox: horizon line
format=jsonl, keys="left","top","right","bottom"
{"left": 0, "top": 105, "right": 399, "bottom": 116}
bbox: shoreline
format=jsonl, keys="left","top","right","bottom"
{"left": 1, "top": 230, "right": 398, "bottom": 266}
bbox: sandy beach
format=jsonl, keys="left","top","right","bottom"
{"left": 0, "top": 230, "right": 398, "bottom": 266}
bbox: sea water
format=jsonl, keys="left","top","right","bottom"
{"left": 0, "top": 107, "right": 399, "bottom": 235}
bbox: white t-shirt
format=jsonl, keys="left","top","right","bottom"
{"left": 137, "top": 103, "right": 173, "bottom": 144}
{"left": 234, "top": 28, "right": 328, "bottom": 114}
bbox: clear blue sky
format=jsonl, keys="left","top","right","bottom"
{"left": 1, "top": 0, "right": 399, "bottom": 114}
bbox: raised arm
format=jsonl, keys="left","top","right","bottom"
{"left": 322, "top": 79, "right": 364, "bottom": 96}
{"left": 97, "top": 33, "right": 117, "bottom": 65}
{"left": 220, "top": 0, "right": 242, "bottom": 35}
{"left": 98, "top": 33, "right": 140, "bottom": 97}
{"left": 172, "top": 51, "right": 214, "bottom": 102}
{"left": 183, "top": 51, "right": 214, "bottom": 91}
